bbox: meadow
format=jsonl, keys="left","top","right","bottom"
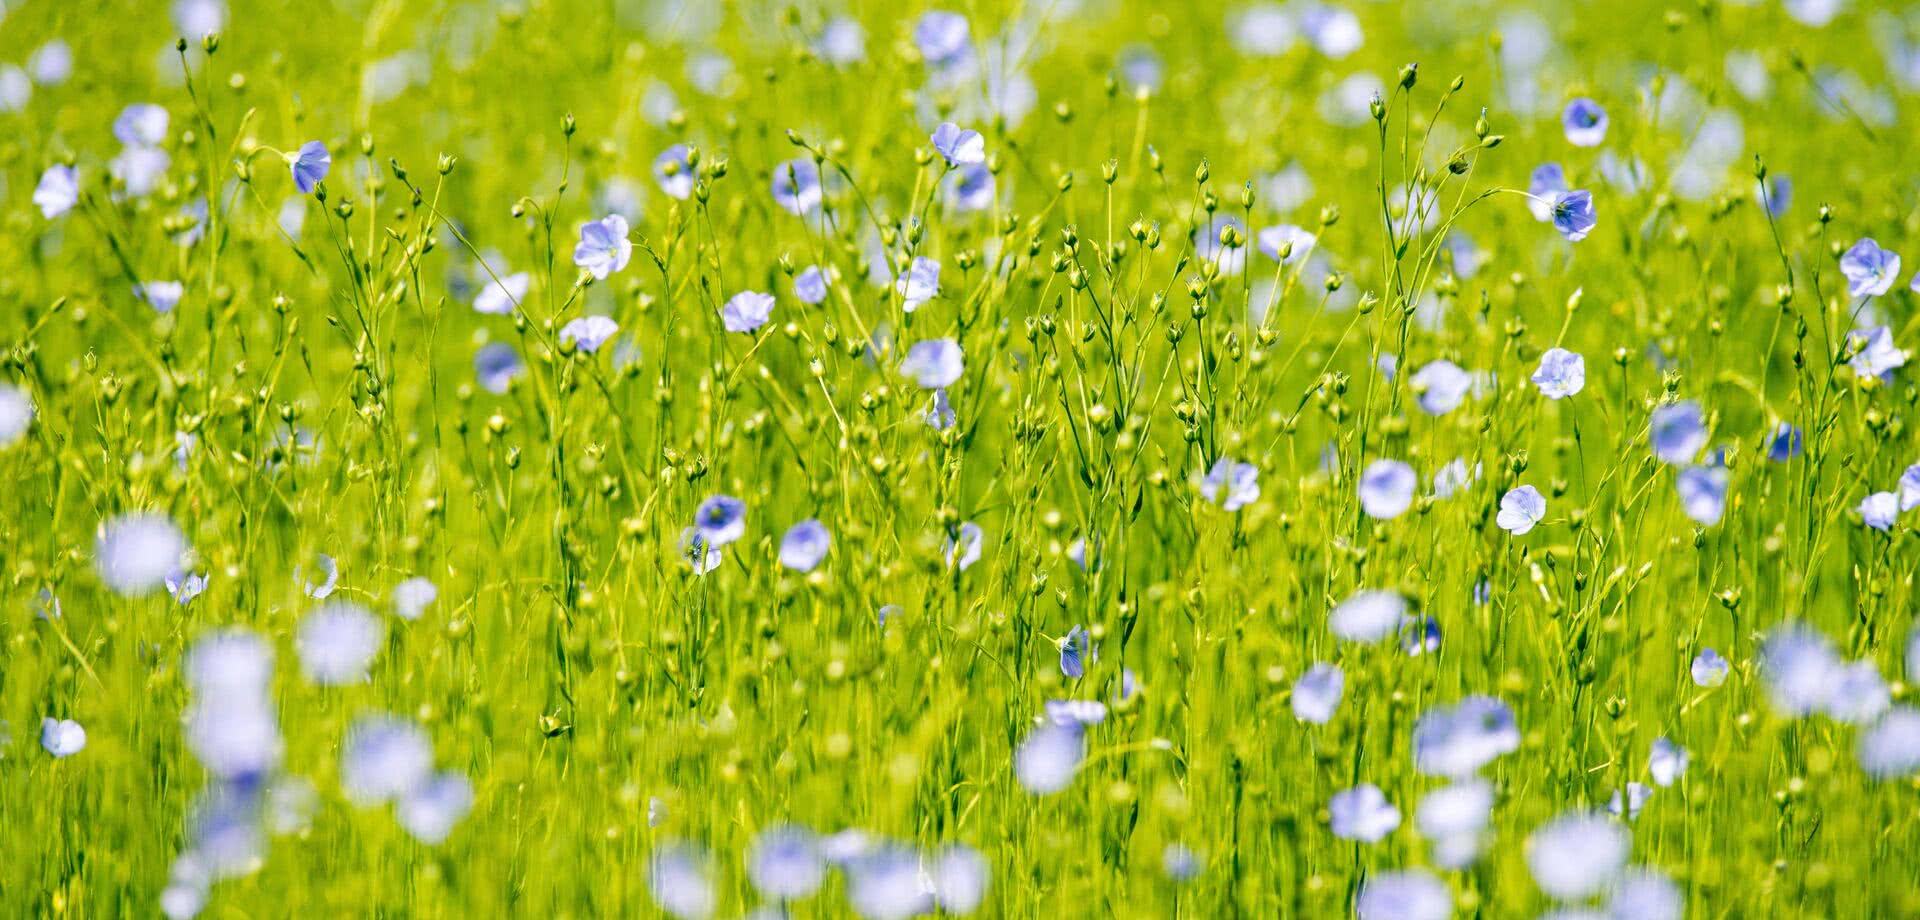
{"left": 3, "top": 0, "right": 1920, "bottom": 916}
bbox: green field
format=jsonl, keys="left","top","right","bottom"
{"left": 4, "top": 0, "right": 1920, "bottom": 916}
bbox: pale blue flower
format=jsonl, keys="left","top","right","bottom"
{"left": 475, "top": 343, "right": 524, "bottom": 394}
{"left": 779, "top": 519, "right": 831, "bottom": 572}
{"left": 1767, "top": 422, "right": 1803, "bottom": 462}
{"left": 1860, "top": 707, "right": 1920, "bottom": 779}
{"left": 694, "top": 495, "right": 746, "bottom": 546}
{"left": 1840, "top": 238, "right": 1901, "bottom": 297}
{"left": 572, "top": 215, "right": 632, "bottom": 279}
{"left": 40, "top": 718, "right": 85, "bottom": 758}
{"left": 341, "top": 715, "right": 434, "bottom": 805}
{"left": 1059, "top": 624, "right": 1095, "bottom": 678}
{"left": 1411, "top": 360, "right": 1473, "bottom": 415}
{"left": 1525, "top": 812, "right": 1628, "bottom": 899}
{"left": 1330, "top": 590, "right": 1408, "bottom": 643}
{"left": 96, "top": 512, "right": 187, "bottom": 596}
{"left": 166, "top": 570, "right": 209, "bottom": 605}
{"left": 1648, "top": 401, "right": 1706, "bottom": 464}
{"left": 296, "top": 602, "right": 384, "bottom": 685}
{"left": 300, "top": 552, "right": 339, "bottom": 599}
{"left": 392, "top": 577, "right": 438, "bottom": 620}
{"left": 1198, "top": 457, "right": 1260, "bottom": 511}
{"left": 560, "top": 315, "right": 619, "bottom": 353}
{"left": 1847, "top": 325, "right": 1907, "bottom": 378}
{"left": 1531, "top": 347, "right": 1585, "bottom": 399}
{"left": 1013, "top": 721, "right": 1084, "bottom": 794}
{"left": 1690, "top": 648, "right": 1729, "bottom": 687}
{"left": 1356, "top": 870, "right": 1451, "bottom": 920}
{"left": 114, "top": 103, "right": 170, "bottom": 147}
{"left": 1413, "top": 696, "right": 1519, "bottom": 777}
{"left": 896, "top": 256, "right": 940, "bottom": 312}
{"left": 1860, "top": 491, "right": 1899, "bottom": 531}
{"left": 930, "top": 122, "right": 985, "bottom": 166}
{"left": 1562, "top": 97, "right": 1608, "bottom": 146}
{"left": 794, "top": 266, "right": 830, "bottom": 304}
{"left": 138, "top": 280, "right": 186, "bottom": 313}
{"left": 1358, "top": 459, "right": 1418, "bottom": 519}
{"left": 901, "top": 338, "right": 964, "bottom": 389}
{"left": 398, "top": 772, "right": 473, "bottom": 844}
{"left": 33, "top": 165, "right": 77, "bottom": 219}
{"left": 1256, "top": 224, "right": 1315, "bottom": 263}
{"left": 474, "top": 271, "right": 529, "bottom": 315}
{"left": 1292, "top": 663, "right": 1343, "bottom": 723}
{"left": 946, "top": 163, "right": 995, "bottom": 212}
{"left": 945, "top": 521, "right": 983, "bottom": 571}
{"left": 1527, "top": 163, "right": 1567, "bottom": 221}
{"left": 723, "top": 290, "right": 776, "bottom": 333}
{"left": 1608, "top": 782, "right": 1652, "bottom": 820}
{"left": 1497, "top": 485, "right": 1546, "bottom": 534}
{"left": 1330, "top": 784, "right": 1401, "bottom": 842}
{"left": 772, "top": 158, "right": 824, "bottom": 215}
{"left": 648, "top": 845, "right": 717, "bottom": 920}
{"left": 914, "top": 11, "right": 973, "bottom": 70}
{"left": 653, "top": 144, "right": 695, "bottom": 199}
{"left": 926, "top": 389, "right": 956, "bottom": 430}
{"left": 930, "top": 843, "right": 989, "bottom": 914}
{"left": 1650, "top": 737, "right": 1689, "bottom": 787}
{"left": 748, "top": 825, "right": 825, "bottom": 900}
{"left": 1677, "top": 465, "right": 1729, "bottom": 525}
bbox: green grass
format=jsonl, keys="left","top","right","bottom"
{"left": 4, "top": 0, "right": 1920, "bottom": 917}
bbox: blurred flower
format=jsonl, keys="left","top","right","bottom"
{"left": 1198, "top": 457, "right": 1260, "bottom": 511}
{"left": 723, "top": 290, "right": 776, "bottom": 332}
{"left": 392, "top": 577, "right": 437, "bottom": 621}
{"left": 945, "top": 521, "right": 983, "bottom": 571}
{"left": 694, "top": 495, "right": 746, "bottom": 546}
{"left": 1847, "top": 326, "right": 1907, "bottom": 378}
{"left": 300, "top": 553, "right": 339, "bottom": 599}
{"left": 1331, "top": 590, "right": 1408, "bottom": 643}
{"left": 1691, "top": 648, "right": 1730, "bottom": 687}
{"left": 341, "top": 715, "right": 433, "bottom": 806}
{"left": 1527, "top": 163, "right": 1568, "bottom": 221}
{"left": 295, "top": 602, "right": 383, "bottom": 686}
{"left": 1860, "top": 707, "right": 1920, "bottom": 778}
{"left": 1650, "top": 737, "right": 1689, "bottom": 787}
{"left": 896, "top": 256, "right": 941, "bottom": 312}
{"left": 1411, "top": 360, "right": 1473, "bottom": 415}
{"left": 560, "top": 315, "right": 619, "bottom": 353}
{"left": 748, "top": 824, "right": 825, "bottom": 900}
{"left": 901, "top": 339, "right": 964, "bottom": 389}
{"left": 1608, "top": 782, "right": 1651, "bottom": 820}
{"left": 1292, "top": 663, "right": 1344, "bottom": 724}
{"left": 1329, "top": 784, "right": 1401, "bottom": 842}
{"left": 33, "top": 165, "right": 77, "bottom": 218}
{"left": 653, "top": 144, "right": 695, "bottom": 199}
{"left": 648, "top": 844, "right": 717, "bottom": 920}
{"left": 1562, "top": 98, "right": 1608, "bottom": 146}
{"left": 794, "top": 266, "right": 830, "bottom": 304}
{"left": 474, "top": 271, "right": 529, "bottom": 315}
{"left": 772, "top": 158, "right": 824, "bottom": 215}
{"left": 96, "top": 512, "right": 188, "bottom": 596}
{"left": 40, "top": 718, "right": 85, "bottom": 758}
{"left": 1355, "top": 869, "right": 1452, "bottom": 920}
{"left": 1013, "top": 721, "right": 1084, "bottom": 794}
{"left": 1526, "top": 812, "right": 1628, "bottom": 899}
{"left": 778, "top": 519, "right": 831, "bottom": 572}
{"left": 1649, "top": 401, "right": 1707, "bottom": 465}
{"left": 1859, "top": 491, "right": 1899, "bottom": 531}
{"left": 1358, "top": 459, "right": 1418, "bottom": 519}
{"left": 1413, "top": 696, "right": 1520, "bottom": 777}
{"left": 1676, "top": 465, "right": 1729, "bottom": 525}
{"left": 1059, "top": 625, "right": 1095, "bottom": 679}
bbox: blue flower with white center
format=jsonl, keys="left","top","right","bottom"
{"left": 1550, "top": 189, "right": 1596, "bottom": 241}
{"left": 778, "top": 519, "right": 831, "bottom": 573}
{"left": 1411, "top": 359, "right": 1473, "bottom": 415}
{"left": 901, "top": 338, "right": 964, "bottom": 389}
{"left": 1648, "top": 401, "right": 1706, "bottom": 465}
{"left": 1530, "top": 347, "right": 1585, "bottom": 399}
{"left": 930, "top": 122, "right": 985, "bottom": 166}
{"left": 572, "top": 215, "right": 632, "bottom": 279}
{"left": 287, "top": 140, "right": 329, "bottom": 194}
{"left": 722, "top": 290, "right": 775, "bottom": 333}
{"left": 652, "top": 144, "right": 694, "bottom": 199}
{"left": 693, "top": 495, "right": 746, "bottom": 547}
{"left": 1496, "top": 485, "right": 1546, "bottom": 534}
{"left": 33, "top": 165, "right": 76, "bottom": 219}
{"left": 1677, "top": 464, "right": 1729, "bottom": 525}
{"left": 1526, "top": 163, "right": 1567, "bottom": 221}
{"left": 771, "top": 158, "right": 823, "bottom": 215}
{"left": 1358, "top": 459, "right": 1417, "bottom": 519}
{"left": 560, "top": 315, "right": 618, "bottom": 353}
{"left": 1840, "top": 238, "right": 1901, "bottom": 297}
{"left": 1561, "top": 97, "right": 1608, "bottom": 146}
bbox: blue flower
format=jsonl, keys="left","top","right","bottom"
{"left": 399, "top": 771, "right": 473, "bottom": 845}
{"left": 295, "top": 602, "right": 383, "bottom": 686}
{"left": 1329, "top": 784, "right": 1401, "bottom": 842}
{"left": 648, "top": 844, "right": 717, "bottom": 920}
{"left": 1766, "top": 422, "right": 1803, "bottom": 462}
{"left": 900, "top": 338, "right": 964, "bottom": 389}
{"left": 114, "top": 103, "right": 169, "bottom": 147}
{"left": 40, "top": 717, "right": 85, "bottom": 757}
{"left": 166, "top": 570, "right": 209, "bottom": 605}
{"left": 778, "top": 519, "right": 831, "bottom": 573}
{"left": 1841, "top": 238, "right": 1901, "bottom": 297}
{"left": 1358, "top": 459, "right": 1418, "bottom": 519}
{"left": 813, "top": 18, "right": 866, "bottom": 65}
{"left": 926, "top": 388, "right": 956, "bottom": 430}
{"left": 1648, "top": 401, "right": 1706, "bottom": 465}
{"left": 896, "top": 256, "right": 941, "bottom": 312}
{"left": 930, "top": 122, "right": 985, "bottom": 166}
{"left": 33, "top": 165, "right": 77, "bottom": 219}
{"left": 1330, "top": 590, "right": 1408, "bottom": 643}
{"left": 1402, "top": 616, "right": 1442, "bottom": 656}
{"left": 474, "top": 270, "right": 529, "bottom": 315}
{"left": 1691, "top": 648, "right": 1729, "bottom": 687}
{"left": 1045, "top": 699, "right": 1108, "bottom": 727}
{"left": 1411, "top": 360, "right": 1473, "bottom": 415}
{"left": 1357, "top": 871, "right": 1451, "bottom": 920}
{"left": 1900, "top": 463, "right": 1920, "bottom": 512}
{"left": 96, "top": 512, "right": 188, "bottom": 596}
{"left": 560, "top": 315, "right": 618, "bottom": 353}
{"left": 300, "top": 552, "right": 339, "bottom": 599}
{"left": 794, "top": 265, "right": 830, "bottom": 304}
{"left": 1412, "top": 696, "right": 1519, "bottom": 777}
{"left": 1860, "top": 491, "right": 1899, "bottom": 532}
{"left": 340, "top": 714, "right": 434, "bottom": 805}
{"left": 652, "top": 144, "right": 694, "bottom": 200}
{"left": 572, "top": 215, "right": 632, "bottom": 279}
{"left": 1496, "top": 485, "right": 1546, "bottom": 534}
{"left": 679, "top": 528, "right": 723, "bottom": 575}
{"left": 288, "top": 140, "right": 329, "bottom": 194}
{"left": 474, "top": 342, "right": 524, "bottom": 394}
{"left": 944, "top": 521, "right": 983, "bottom": 571}
{"left": 946, "top": 163, "right": 995, "bottom": 212}
{"left": 1758, "top": 175, "right": 1791, "bottom": 217}
{"left": 1561, "top": 97, "right": 1608, "bottom": 146}
{"left": 1550, "top": 190, "right": 1596, "bottom": 241}
{"left": 694, "top": 495, "right": 746, "bottom": 546}
{"left": 1014, "top": 720, "right": 1084, "bottom": 795}
{"left": 1526, "top": 163, "right": 1567, "bottom": 221}
{"left": 930, "top": 843, "right": 990, "bottom": 913}
{"left": 723, "top": 290, "right": 776, "bottom": 333}
{"left": 747, "top": 825, "right": 825, "bottom": 900}
{"left": 772, "top": 158, "right": 823, "bottom": 215}
{"left": 138, "top": 280, "right": 185, "bottom": 313}
{"left": 1677, "top": 465, "right": 1729, "bottom": 525}
{"left": 1847, "top": 326, "right": 1908, "bottom": 378}
{"left": 1530, "top": 347, "right": 1585, "bottom": 399}
{"left": 914, "top": 11, "right": 973, "bottom": 70}
{"left": 1059, "top": 625, "right": 1095, "bottom": 678}
{"left": 1198, "top": 457, "right": 1260, "bottom": 512}
{"left": 1292, "top": 663, "right": 1343, "bottom": 723}
{"left": 392, "top": 577, "right": 438, "bottom": 621}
